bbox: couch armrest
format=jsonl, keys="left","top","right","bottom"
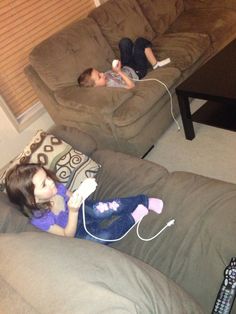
{"left": 24, "top": 65, "right": 60, "bottom": 122}
{"left": 54, "top": 85, "right": 133, "bottom": 125}
{"left": 0, "top": 232, "right": 205, "bottom": 314}
{"left": 91, "top": 149, "right": 169, "bottom": 200}
{"left": 48, "top": 125, "right": 97, "bottom": 156}
{"left": 184, "top": 0, "right": 236, "bottom": 11}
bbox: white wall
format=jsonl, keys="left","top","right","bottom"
{"left": 0, "top": 108, "right": 54, "bottom": 168}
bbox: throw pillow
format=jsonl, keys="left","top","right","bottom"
{"left": 0, "top": 130, "right": 100, "bottom": 193}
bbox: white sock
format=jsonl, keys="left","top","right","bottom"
{"left": 153, "top": 58, "right": 171, "bottom": 69}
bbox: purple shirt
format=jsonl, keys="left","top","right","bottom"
{"left": 31, "top": 184, "right": 69, "bottom": 231}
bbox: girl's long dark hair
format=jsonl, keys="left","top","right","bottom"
{"left": 5, "top": 163, "right": 59, "bottom": 217}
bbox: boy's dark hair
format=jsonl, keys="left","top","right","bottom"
{"left": 5, "top": 163, "right": 59, "bottom": 217}
{"left": 77, "top": 68, "right": 95, "bottom": 87}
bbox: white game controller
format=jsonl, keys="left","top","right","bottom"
{"left": 68, "top": 178, "right": 97, "bottom": 208}
{"left": 112, "top": 59, "right": 119, "bottom": 68}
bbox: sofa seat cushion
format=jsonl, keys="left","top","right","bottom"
{"left": 89, "top": 0, "right": 156, "bottom": 56}
{"left": 137, "top": 0, "right": 184, "bottom": 35}
{"left": 169, "top": 8, "right": 236, "bottom": 52}
{"left": 113, "top": 67, "right": 181, "bottom": 128}
{"left": 152, "top": 32, "right": 210, "bottom": 71}
{"left": 29, "top": 18, "right": 115, "bottom": 91}
{"left": 112, "top": 171, "right": 236, "bottom": 312}
{"left": 0, "top": 232, "right": 205, "bottom": 313}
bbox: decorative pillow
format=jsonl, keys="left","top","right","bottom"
{"left": 0, "top": 130, "right": 100, "bottom": 192}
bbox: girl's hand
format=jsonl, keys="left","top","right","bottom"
{"left": 67, "top": 194, "right": 82, "bottom": 212}
{"left": 68, "top": 178, "right": 97, "bottom": 210}
{"left": 76, "top": 178, "right": 97, "bottom": 200}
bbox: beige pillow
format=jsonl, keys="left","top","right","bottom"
{"left": 0, "top": 130, "right": 100, "bottom": 192}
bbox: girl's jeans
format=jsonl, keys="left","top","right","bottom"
{"left": 76, "top": 194, "right": 148, "bottom": 244}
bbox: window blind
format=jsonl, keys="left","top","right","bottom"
{"left": 0, "top": 0, "right": 95, "bottom": 118}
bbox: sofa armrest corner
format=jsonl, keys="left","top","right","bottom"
{"left": 48, "top": 124, "right": 98, "bottom": 156}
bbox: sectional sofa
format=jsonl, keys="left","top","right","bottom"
{"left": 1, "top": 125, "right": 236, "bottom": 313}
{"left": 24, "top": 0, "right": 236, "bottom": 157}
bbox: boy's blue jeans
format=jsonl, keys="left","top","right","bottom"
{"left": 76, "top": 195, "right": 149, "bottom": 244}
{"left": 119, "top": 37, "right": 152, "bottom": 79}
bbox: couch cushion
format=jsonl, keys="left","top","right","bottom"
{"left": 0, "top": 130, "right": 100, "bottom": 193}
{"left": 112, "top": 171, "right": 236, "bottom": 312}
{"left": 0, "top": 192, "right": 36, "bottom": 233}
{"left": 152, "top": 32, "right": 210, "bottom": 71}
{"left": 89, "top": 0, "right": 156, "bottom": 56}
{"left": 0, "top": 232, "right": 205, "bottom": 313}
{"left": 113, "top": 67, "right": 181, "bottom": 128}
{"left": 169, "top": 8, "right": 236, "bottom": 52}
{"left": 29, "top": 17, "right": 115, "bottom": 91}
{"left": 92, "top": 149, "right": 169, "bottom": 201}
{"left": 137, "top": 0, "right": 184, "bottom": 35}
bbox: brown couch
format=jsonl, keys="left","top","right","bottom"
{"left": 1, "top": 125, "right": 236, "bottom": 313}
{"left": 24, "top": 0, "right": 236, "bottom": 157}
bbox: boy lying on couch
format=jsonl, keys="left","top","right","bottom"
{"left": 78, "top": 37, "right": 170, "bottom": 89}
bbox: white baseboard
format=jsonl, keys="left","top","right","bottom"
{"left": 0, "top": 95, "right": 46, "bottom": 133}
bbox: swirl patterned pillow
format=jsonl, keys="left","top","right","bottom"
{"left": 0, "top": 130, "right": 100, "bottom": 192}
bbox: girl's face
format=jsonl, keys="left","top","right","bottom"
{"left": 32, "top": 168, "right": 57, "bottom": 203}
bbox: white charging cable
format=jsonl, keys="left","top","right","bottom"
{"left": 81, "top": 199, "right": 175, "bottom": 243}
{"left": 136, "top": 218, "right": 175, "bottom": 241}
{"left": 132, "top": 77, "right": 181, "bottom": 131}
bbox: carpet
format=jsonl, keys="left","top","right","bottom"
{"left": 145, "top": 100, "right": 236, "bottom": 184}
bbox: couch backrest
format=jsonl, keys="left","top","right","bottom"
{"left": 89, "top": 0, "right": 156, "bottom": 56}
{"left": 184, "top": 0, "right": 236, "bottom": 10}
{"left": 29, "top": 17, "right": 115, "bottom": 91}
{"left": 137, "top": 0, "right": 184, "bottom": 35}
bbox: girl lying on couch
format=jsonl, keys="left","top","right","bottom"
{"left": 5, "top": 163, "right": 164, "bottom": 245}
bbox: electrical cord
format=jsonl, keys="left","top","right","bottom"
{"left": 132, "top": 77, "right": 181, "bottom": 131}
